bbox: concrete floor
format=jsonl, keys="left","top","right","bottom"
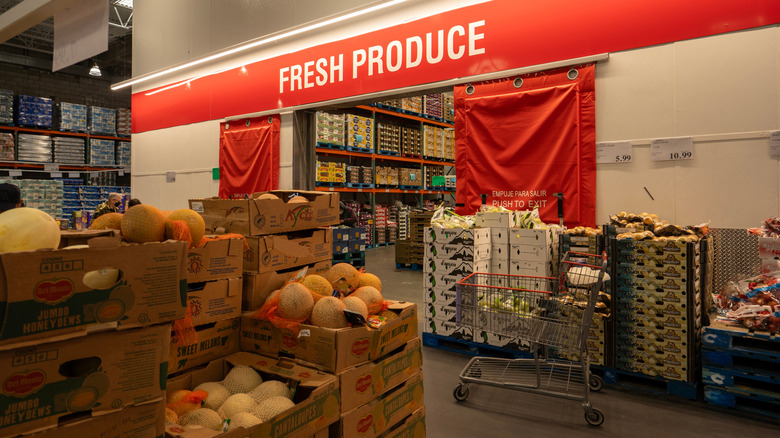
{"left": 364, "top": 245, "right": 780, "bottom": 437}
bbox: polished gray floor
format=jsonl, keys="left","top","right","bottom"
{"left": 364, "top": 245, "right": 779, "bottom": 438}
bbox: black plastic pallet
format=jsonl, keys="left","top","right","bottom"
{"left": 421, "top": 332, "right": 532, "bottom": 359}
{"left": 705, "top": 385, "right": 780, "bottom": 420}
{"left": 315, "top": 141, "right": 345, "bottom": 150}
{"left": 602, "top": 367, "right": 699, "bottom": 400}
{"left": 345, "top": 146, "right": 372, "bottom": 153}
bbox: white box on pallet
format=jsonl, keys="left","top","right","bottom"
{"left": 424, "top": 318, "right": 473, "bottom": 340}
{"left": 510, "top": 244, "right": 549, "bottom": 261}
{"left": 424, "top": 226, "right": 491, "bottom": 245}
{"left": 424, "top": 258, "right": 490, "bottom": 275}
{"left": 492, "top": 243, "right": 509, "bottom": 259}
{"left": 426, "top": 242, "right": 491, "bottom": 262}
{"left": 509, "top": 260, "right": 552, "bottom": 276}
{"left": 475, "top": 211, "right": 515, "bottom": 228}
{"left": 424, "top": 271, "right": 462, "bottom": 290}
{"left": 491, "top": 227, "right": 510, "bottom": 244}
{"left": 491, "top": 258, "right": 510, "bottom": 274}
{"left": 424, "top": 287, "right": 458, "bottom": 307}
{"left": 509, "top": 228, "right": 552, "bottom": 246}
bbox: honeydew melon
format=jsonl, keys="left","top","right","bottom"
{"left": 0, "top": 207, "right": 61, "bottom": 253}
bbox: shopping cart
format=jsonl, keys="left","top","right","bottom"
{"left": 452, "top": 251, "right": 609, "bottom": 426}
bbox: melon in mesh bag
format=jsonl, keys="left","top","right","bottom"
{"left": 179, "top": 408, "right": 222, "bottom": 430}
{"left": 120, "top": 204, "right": 167, "bottom": 242}
{"left": 222, "top": 365, "right": 263, "bottom": 394}
{"left": 252, "top": 396, "right": 295, "bottom": 422}
{"left": 248, "top": 380, "right": 290, "bottom": 403}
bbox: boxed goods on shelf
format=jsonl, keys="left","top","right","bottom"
{"left": 116, "top": 107, "right": 131, "bottom": 137}
{"left": 401, "top": 127, "right": 422, "bottom": 157}
{"left": 0, "top": 89, "right": 12, "bottom": 125}
{"left": 316, "top": 111, "right": 345, "bottom": 146}
{"left": 377, "top": 123, "right": 401, "bottom": 154}
{"left": 0, "top": 324, "right": 170, "bottom": 437}
{"left": 399, "top": 168, "right": 421, "bottom": 187}
{"left": 346, "top": 114, "right": 373, "bottom": 149}
{"left": 0, "top": 178, "right": 63, "bottom": 224}
{"left": 191, "top": 191, "right": 340, "bottom": 236}
{"left": 240, "top": 301, "right": 418, "bottom": 373}
{"left": 88, "top": 106, "right": 116, "bottom": 135}
{"left": 58, "top": 102, "right": 88, "bottom": 132}
{"left": 116, "top": 140, "right": 131, "bottom": 166}
{"left": 168, "top": 317, "right": 241, "bottom": 375}
{"left": 165, "top": 351, "right": 339, "bottom": 438}
{"left": 17, "top": 133, "right": 52, "bottom": 162}
{"left": 423, "top": 93, "right": 442, "bottom": 118}
{"left": 442, "top": 92, "right": 454, "bottom": 123}
{"left": 0, "top": 132, "right": 13, "bottom": 160}
{"left": 16, "top": 95, "right": 53, "bottom": 128}
{"left": 89, "top": 138, "right": 115, "bottom": 165}
{"left": 401, "top": 96, "right": 423, "bottom": 114}
{"left": 244, "top": 228, "right": 332, "bottom": 273}
{"left": 0, "top": 240, "right": 187, "bottom": 345}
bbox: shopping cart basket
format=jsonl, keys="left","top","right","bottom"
{"left": 453, "top": 251, "right": 609, "bottom": 426}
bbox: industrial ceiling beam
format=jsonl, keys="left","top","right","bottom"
{"left": 0, "top": 0, "right": 82, "bottom": 45}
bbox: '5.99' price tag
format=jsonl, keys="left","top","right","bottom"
{"left": 596, "top": 141, "right": 632, "bottom": 164}
{"left": 650, "top": 137, "right": 693, "bottom": 161}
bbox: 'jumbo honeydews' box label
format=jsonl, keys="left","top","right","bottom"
{"left": 244, "top": 229, "right": 332, "bottom": 274}
{"left": 190, "top": 191, "right": 340, "bottom": 236}
{"left": 186, "top": 236, "right": 243, "bottom": 283}
{"left": 0, "top": 239, "right": 187, "bottom": 347}
{"left": 0, "top": 324, "right": 169, "bottom": 437}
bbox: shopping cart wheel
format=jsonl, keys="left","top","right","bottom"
{"left": 453, "top": 384, "right": 469, "bottom": 401}
{"left": 585, "top": 408, "right": 604, "bottom": 426}
{"left": 588, "top": 375, "right": 603, "bottom": 392}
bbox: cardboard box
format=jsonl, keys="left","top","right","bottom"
{"left": 186, "top": 278, "right": 242, "bottom": 326}
{"left": 425, "top": 243, "right": 490, "bottom": 262}
{"left": 492, "top": 228, "right": 511, "bottom": 244}
{"left": 243, "top": 260, "right": 331, "bottom": 311}
{"left": 475, "top": 212, "right": 515, "bottom": 228}
{"left": 490, "top": 258, "right": 510, "bottom": 274}
{"left": 509, "top": 228, "right": 552, "bottom": 246}
{"left": 509, "top": 260, "right": 551, "bottom": 276}
{"left": 29, "top": 399, "right": 165, "bottom": 438}
{"left": 339, "top": 338, "right": 422, "bottom": 413}
{"left": 166, "top": 352, "right": 339, "bottom": 438}
{"left": 509, "top": 244, "right": 549, "bottom": 262}
{"left": 377, "top": 405, "right": 425, "bottom": 438}
{"left": 244, "top": 229, "right": 332, "bottom": 273}
{"left": 190, "top": 191, "right": 340, "bottom": 236}
{"left": 423, "top": 271, "right": 461, "bottom": 290}
{"left": 0, "top": 239, "right": 187, "bottom": 347}
{"left": 57, "top": 229, "right": 119, "bottom": 248}
{"left": 240, "top": 302, "right": 418, "bottom": 373}
{"left": 186, "top": 237, "right": 243, "bottom": 283}
{"left": 424, "top": 287, "right": 457, "bottom": 306}
{"left": 168, "top": 318, "right": 240, "bottom": 375}
{"left": 424, "top": 319, "right": 472, "bottom": 340}
{"left": 422, "top": 258, "right": 489, "bottom": 275}
{"left": 0, "top": 324, "right": 170, "bottom": 437}
{"left": 491, "top": 243, "right": 509, "bottom": 259}
{"left": 336, "top": 372, "right": 424, "bottom": 438}
{"left": 424, "top": 227, "right": 490, "bottom": 246}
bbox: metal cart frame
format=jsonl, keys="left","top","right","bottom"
{"left": 452, "top": 251, "right": 608, "bottom": 426}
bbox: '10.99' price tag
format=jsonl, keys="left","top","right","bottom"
{"left": 650, "top": 137, "right": 694, "bottom": 161}
{"left": 596, "top": 141, "right": 632, "bottom": 164}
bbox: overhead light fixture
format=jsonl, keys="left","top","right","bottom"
{"left": 111, "top": 0, "right": 408, "bottom": 91}
{"left": 113, "top": 0, "right": 133, "bottom": 8}
{"left": 89, "top": 61, "right": 102, "bottom": 77}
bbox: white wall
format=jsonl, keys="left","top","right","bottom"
{"left": 130, "top": 1, "right": 780, "bottom": 227}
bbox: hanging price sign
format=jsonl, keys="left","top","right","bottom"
{"left": 596, "top": 141, "right": 633, "bottom": 164}
{"left": 650, "top": 137, "right": 693, "bottom": 161}
{"left": 769, "top": 131, "right": 780, "bottom": 157}
{"left": 44, "top": 163, "right": 59, "bottom": 172}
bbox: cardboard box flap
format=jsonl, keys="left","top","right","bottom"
{"left": 226, "top": 352, "right": 335, "bottom": 388}
{"left": 228, "top": 237, "right": 244, "bottom": 256}
{"left": 227, "top": 277, "right": 241, "bottom": 297}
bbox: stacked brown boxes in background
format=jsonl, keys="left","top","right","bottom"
{"left": 0, "top": 239, "right": 189, "bottom": 437}
{"left": 395, "top": 210, "right": 433, "bottom": 266}
{"left": 401, "top": 127, "right": 422, "bottom": 157}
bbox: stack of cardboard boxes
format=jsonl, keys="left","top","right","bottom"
{"left": 377, "top": 123, "right": 401, "bottom": 154}
{"left": 395, "top": 211, "right": 432, "bottom": 266}
{"left": 401, "top": 127, "right": 422, "bottom": 157}
{"left": 317, "top": 160, "right": 347, "bottom": 184}
{"left": 423, "top": 226, "right": 491, "bottom": 340}
{"left": 346, "top": 114, "right": 373, "bottom": 151}
{"left": 0, "top": 239, "right": 189, "bottom": 437}
{"left": 316, "top": 111, "right": 345, "bottom": 146}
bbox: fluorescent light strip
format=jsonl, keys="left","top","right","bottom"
{"left": 111, "top": 0, "right": 408, "bottom": 91}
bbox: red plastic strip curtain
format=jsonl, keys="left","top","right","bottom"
{"left": 219, "top": 116, "right": 280, "bottom": 199}
{"left": 454, "top": 64, "right": 596, "bottom": 226}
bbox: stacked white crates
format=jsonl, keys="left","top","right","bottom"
{"left": 508, "top": 227, "right": 562, "bottom": 277}
{"left": 475, "top": 211, "right": 514, "bottom": 275}
{"left": 422, "top": 226, "right": 491, "bottom": 340}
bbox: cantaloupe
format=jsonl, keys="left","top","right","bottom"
{"left": 89, "top": 212, "right": 123, "bottom": 230}
{"left": 0, "top": 207, "right": 61, "bottom": 253}
{"left": 377, "top": 309, "right": 399, "bottom": 322}
{"left": 120, "top": 204, "right": 167, "bottom": 243}
{"left": 252, "top": 396, "right": 295, "bottom": 422}
{"left": 222, "top": 365, "right": 262, "bottom": 394}
{"left": 179, "top": 408, "right": 222, "bottom": 430}
{"left": 277, "top": 283, "right": 314, "bottom": 320}
{"left": 164, "top": 407, "right": 179, "bottom": 423}
{"left": 167, "top": 209, "right": 206, "bottom": 245}
{"left": 248, "top": 380, "right": 290, "bottom": 403}
{"left": 351, "top": 286, "right": 384, "bottom": 314}
{"left": 194, "top": 381, "right": 230, "bottom": 410}
{"left": 311, "top": 297, "right": 348, "bottom": 328}
{"left": 218, "top": 393, "right": 256, "bottom": 419}
{"left": 228, "top": 412, "right": 262, "bottom": 430}
{"left": 257, "top": 193, "right": 279, "bottom": 200}
{"left": 357, "top": 273, "right": 382, "bottom": 292}
{"left": 327, "top": 263, "right": 360, "bottom": 294}
{"left": 342, "top": 296, "right": 368, "bottom": 320}
{"left": 301, "top": 275, "right": 333, "bottom": 297}
{"left": 288, "top": 195, "right": 308, "bottom": 203}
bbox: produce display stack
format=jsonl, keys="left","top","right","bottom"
{"left": 423, "top": 226, "right": 491, "bottom": 340}
{"left": 377, "top": 122, "right": 401, "bottom": 154}
{"left": 0, "top": 178, "right": 62, "bottom": 218}
{"left": 116, "top": 107, "right": 131, "bottom": 136}
{"left": 53, "top": 136, "right": 86, "bottom": 164}
{"left": 401, "top": 126, "right": 422, "bottom": 157}
{"left": 88, "top": 106, "right": 117, "bottom": 135}
{"left": 423, "top": 93, "right": 443, "bottom": 119}
{"left": 443, "top": 129, "right": 455, "bottom": 161}
{"left": 399, "top": 167, "right": 421, "bottom": 187}
{"left": 375, "top": 204, "right": 389, "bottom": 245}
{"left": 89, "top": 138, "right": 116, "bottom": 165}
{"left": 424, "top": 165, "right": 444, "bottom": 189}
{"left": 167, "top": 233, "right": 244, "bottom": 378}
{"left": 610, "top": 212, "right": 710, "bottom": 384}
{"left": 346, "top": 114, "right": 373, "bottom": 151}
{"left": 359, "top": 209, "right": 374, "bottom": 246}
{"left": 508, "top": 226, "right": 560, "bottom": 277}
{"left": 397, "top": 207, "right": 410, "bottom": 240}
{"left": 0, "top": 132, "right": 13, "bottom": 160}
{"left": 16, "top": 95, "right": 53, "bottom": 128}
{"left": 17, "top": 133, "right": 52, "bottom": 162}
{"left": 475, "top": 211, "right": 513, "bottom": 275}
{"left": 442, "top": 92, "right": 455, "bottom": 123}
{"left": 401, "top": 96, "right": 423, "bottom": 113}
{"left": 422, "top": 125, "right": 443, "bottom": 159}
{"left": 395, "top": 210, "right": 432, "bottom": 266}
{"left": 0, "top": 217, "right": 189, "bottom": 437}
{"left": 316, "top": 111, "right": 345, "bottom": 146}
{"left": 316, "top": 159, "right": 346, "bottom": 184}
{"left": 116, "top": 140, "right": 131, "bottom": 166}
{"left": 0, "top": 89, "right": 12, "bottom": 124}
{"left": 58, "top": 102, "right": 88, "bottom": 132}
{"left": 332, "top": 226, "right": 367, "bottom": 261}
